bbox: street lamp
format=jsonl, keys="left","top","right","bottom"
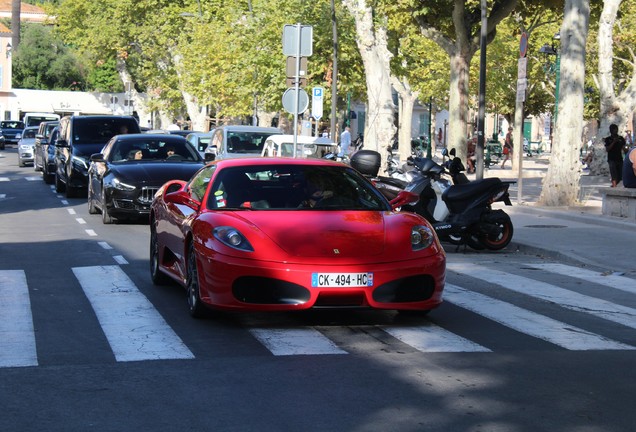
{"left": 539, "top": 32, "right": 561, "bottom": 146}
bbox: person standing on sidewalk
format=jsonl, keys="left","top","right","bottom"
{"left": 604, "top": 124, "right": 625, "bottom": 187}
{"left": 501, "top": 127, "right": 513, "bottom": 169}
{"left": 622, "top": 145, "right": 636, "bottom": 188}
{"left": 338, "top": 126, "right": 352, "bottom": 158}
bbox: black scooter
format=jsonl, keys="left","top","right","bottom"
{"left": 352, "top": 150, "right": 515, "bottom": 251}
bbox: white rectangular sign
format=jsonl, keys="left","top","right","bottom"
{"left": 311, "top": 87, "right": 323, "bottom": 120}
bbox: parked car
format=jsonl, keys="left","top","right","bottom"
{"left": 203, "top": 125, "right": 282, "bottom": 161}
{"left": 41, "top": 127, "right": 59, "bottom": 184}
{"left": 261, "top": 134, "right": 338, "bottom": 159}
{"left": 149, "top": 157, "right": 446, "bottom": 317}
{"left": 185, "top": 131, "right": 213, "bottom": 158}
{"left": 88, "top": 133, "right": 204, "bottom": 224}
{"left": 54, "top": 115, "right": 141, "bottom": 198}
{"left": 17, "top": 126, "right": 39, "bottom": 167}
{"left": 0, "top": 120, "right": 25, "bottom": 146}
{"left": 34, "top": 121, "right": 59, "bottom": 173}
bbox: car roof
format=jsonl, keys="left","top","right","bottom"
{"left": 264, "top": 134, "right": 336, "bottom": 145}
{"left": 212, "top": 157, "right": 344, "bottom": 169}
{"left": 115, "top": 133, "right": 187, "bottom": 141}
{"left": 217, "top": 125, "right": 282, "bottom": 133}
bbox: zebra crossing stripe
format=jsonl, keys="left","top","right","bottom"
{"left": 448, "top": 263, "right": 636, "bottom": 330}
{"left": 444, "top": 284, "right": 634, "bottom": 351}
{"left": 0, "top": 270, "right": 38, "bottom": 367}
{"left": 249, "top": 328, "right": 347, "bottom": 356}
{"left": 72, "top": 266, "right": 194, "bottom": 362}
{"left": 526, "top": 263, "right": 636, "bottom": 295}
{"left": 381, "top": 324, "right": 490, "bottom": 352}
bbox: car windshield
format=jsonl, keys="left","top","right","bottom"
{"left": 206, "top": 164, "right": 389, "bottom": 211}
{"left": 109, "top": 138, "right": 201, "bottom": 163}
{"left": 73, "top": 118, "right": 139, "bottom": 144}
{"left": 1, "top": 121, "right": 24, "bottom": 129}
{"left": 21, "top": 129, "right": 37, "bottom": 139}
{"left": 227, "top": 132, "right": 274, "bottom": 155}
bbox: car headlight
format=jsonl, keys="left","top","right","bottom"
{"left": 71, "top": 155, "right": 89, "bottom": 170}
{"left": 112, "top": 177, "right": 136, "bottom": 191}
{"left": 20, "top": 144, "right": 31, "bottom": 151}
{"left": 213, "top": 226, "right": 254, "bottom": 252}
{"left": 411, "top": 225, "right": 435, "bottom": 250}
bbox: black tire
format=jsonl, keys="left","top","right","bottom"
{"left": 466, "top": 235, "right": 487, "bottom": 250}
{"left": 186, "top": 241, "right": 208, "bottom": 318}
{"left": 66, "top": 184, "right": 78, "bottom": 198}
{"left": 55, "top": 173, "right": 66, "bottom": 193}
{"left": 150, "top": 222, "right": 171, "bottom": 285}
{"left": 479, "top": 219, "right": 514, "bottom": 251}
{"left": 101, "top": 188, "right": 114, "bottom": 224}
{"left": 44, "top": 172, "right": 54, "bottom": 184}
{"left": 87, "top": 185, "right": 98, "bottom": 214}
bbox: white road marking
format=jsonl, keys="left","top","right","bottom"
{"left": 67, "top": 208, "right": 76, "bottom": 215}
{"left": 0, "top": 177, "right": 9, "bottom": 181}
{"left": 382, "top": 324, "right": 490, "bottom": 352}
{"left": 85, "top": 229, "right": 97, "bottom": 236}
{"left": 61, "top": 200, "right": 69, "bottom": 205}
{"left": 444, "top": 284, "right": 633, "bottom": 351}
{"left": 249, "top": 328, "right": 348, "bottom": 356}
{"left": 75, "top": 218, "right": 86, "bottom": 225}
{"left": 0, "top": 270, "right": 38, "bottom": 367}
{"left": 448, "top": 263, "right": 636, "bottom": 330}
{"left": 98, "top": 242, "right": 113, "bottom": 250}
{"left": 113, "top": 255, "right": 128, "bottom": 265}
{"left": 73, "top": 266, "right": 194, "bottom": 362}
{"left": 0, "top": 193, "right": 6, "bottom": 199}
{"left": 527, "top": 263, "right": 636, "bottom": 295}
{"left": 25, "top": 177, "right": 40, "bottom": 181}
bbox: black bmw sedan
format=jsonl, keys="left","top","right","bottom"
{"left": 88, "top": 133, "right": 205, "bottom": 224}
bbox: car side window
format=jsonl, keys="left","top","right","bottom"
{"left": 188, "top": 165, "right": 215, "bottom": 202}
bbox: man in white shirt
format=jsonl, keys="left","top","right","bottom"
{"left": 338, "top": 126, "right": 352, "bottom": 157}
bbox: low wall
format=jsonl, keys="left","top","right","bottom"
{"left": 599, "top": 186, "right": 636, "bottom": 220}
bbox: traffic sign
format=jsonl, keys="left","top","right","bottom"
{"left": 286, "top": 56, "right": 307, "bottom": 77}
{"left": 311, "top": 87, "right": 324, "bottom": 120}
{"left": 282, "top": 25, "right": 313, "bottom": 57}
{"left": 282, "top": 88, "right": 309, "bottom": 114}
{"left": 520, "top": 32, "right": 528, "bottom": 58}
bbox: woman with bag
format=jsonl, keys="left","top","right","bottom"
{"left": 501, "top": 127, "right": 513, "bottom": 169}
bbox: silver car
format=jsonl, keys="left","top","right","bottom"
{"left": 18, "top": 126, "right": 39, "bottom": 167}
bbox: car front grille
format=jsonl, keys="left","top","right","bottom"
{"left": 139, "top": 187, "right": 159, "bottom": 204}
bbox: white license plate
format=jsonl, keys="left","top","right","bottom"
{"left": 311, "top": 273, "right": 373, "bottom": 287}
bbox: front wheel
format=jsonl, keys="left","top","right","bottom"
{"left": 186, "top": 241, "right": 208, "bottom": 318}
{"left": 479, "top": 217, "right": 514, "bottom": 251}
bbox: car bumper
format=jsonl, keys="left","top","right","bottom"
{"left": 105, "top": 186, "right": 160, "bottom": 218}
{"left": 195, "top": 247, "right": 446, "bottom": 312}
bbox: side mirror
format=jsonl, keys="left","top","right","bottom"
{"left": 204, "top": 152, "right": 216, "bottom": 162}
{"left": 56, "top": 139, "right": 69, "bottom": 147}
{"left": 90, "top": 153, "right": 105, "bottom": 162}
{"left": 164, "top": 189, "right": 200, "bottom": 211}
{"left": 36, "top": 134, "right": 44, "bottom": 140}
{"left": 390, "top": 190, "right": 420, "bottom": 210}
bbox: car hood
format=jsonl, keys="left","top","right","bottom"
{"left": 111, "top": 162, "right": 204, "bottom": 185}
{"left": 234, "top": 211, "right": 387, "bottom": 257}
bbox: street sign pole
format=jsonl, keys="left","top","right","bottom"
{"left": 293, "top": 23, "right": 302, "bottom": 157}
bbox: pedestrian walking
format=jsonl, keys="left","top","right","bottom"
{"left": 338, "top": 125, "right": 352, "bottom": 158}
{"left": 501, "top": 127, "right": 513, "bottom": 169}
{"left": 604, "top": 124, "right": 625, "bottom": 187}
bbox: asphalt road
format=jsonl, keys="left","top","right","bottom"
{"left": 1, "top": 147, "right": 635, "bottom": 432}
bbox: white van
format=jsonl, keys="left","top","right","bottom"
{"left": 23, "top": 112, "right": 61, "bottom": 128}
{"left": 261, "top": 134, "right": 338, "bottom": 159}
{"left": 204, "top": 125, "right": 282, "bottom": 161}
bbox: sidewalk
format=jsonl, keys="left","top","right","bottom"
{"left": 464, "top": 154, "right": 636, "bottom": 274}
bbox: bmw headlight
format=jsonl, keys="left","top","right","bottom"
{"left": 112, "top": 177, "right": 136, "bottom": 191}
{"left": 213, "top": 226, "right": 254, "bottom": 252}
{"left": 71, "top": 155, "right": 89, "bottom": 170}
{"left": 411, "top": 225, "right": 435, "bottom": 251}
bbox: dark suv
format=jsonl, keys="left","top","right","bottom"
{"left": 54, "top": 115, "right": 140, "bottom": 198}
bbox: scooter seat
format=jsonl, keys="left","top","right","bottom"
{"left": 443, "top": 177, "right": 502, "bottom": 202}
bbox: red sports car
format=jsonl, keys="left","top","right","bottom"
{"left": 150, "top": 157, "right": 446, "bottom": 317}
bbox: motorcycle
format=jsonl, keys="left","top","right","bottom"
{"left": 351, "top": 149, "right": 515, "bottom": 251}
